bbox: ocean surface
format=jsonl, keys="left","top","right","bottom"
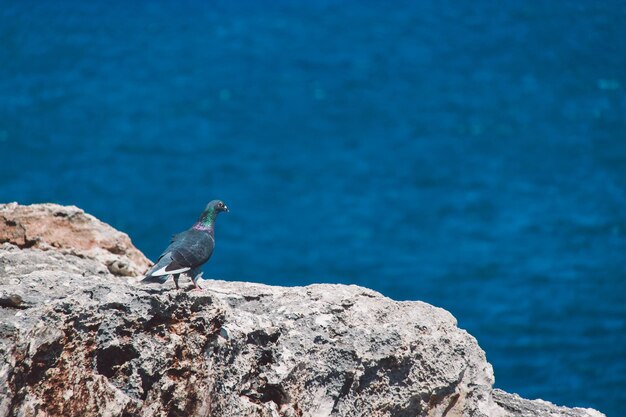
{"left": 1, "top": 1, "right": 624, "bottom": 415}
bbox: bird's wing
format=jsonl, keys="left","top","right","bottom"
{"left": 146, "top": 229, "right": 214, "bottom": 277}
{"left": 142, "top": 252, "right": 177, "bottom": 282}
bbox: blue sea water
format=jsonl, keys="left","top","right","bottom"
{"left": 1, "top": 1, "right": 625, "bottom": 415}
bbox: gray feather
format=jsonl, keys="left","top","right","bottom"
{"left": 142, "top": 229, "right": 214, "bottom": 282}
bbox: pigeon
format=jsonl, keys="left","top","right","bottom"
{"left": 141, "top": 200, "right": 228, "bottom": 290}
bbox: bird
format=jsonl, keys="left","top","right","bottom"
{"left": 141, "top": 200, "right": 228, "bottom": 290}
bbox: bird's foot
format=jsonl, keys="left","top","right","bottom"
{"left": 190, "top": 271, "right": 204, "bottom": 291}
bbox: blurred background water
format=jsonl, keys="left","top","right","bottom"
{"left": 1, "top": 1, "right": 625, "bottom": 415}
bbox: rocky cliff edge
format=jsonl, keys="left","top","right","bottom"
{"left": 0, "top": 203, "right": 605, "bottom": 417}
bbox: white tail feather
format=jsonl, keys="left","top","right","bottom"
{"left": 150, "top": 265, "right": 191, "bottom": 276}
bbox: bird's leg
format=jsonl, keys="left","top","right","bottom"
{"left": 189, "top": 268, "right": 204, "bottom": 291}
{"left": 173, "top": 274, "right": 180, "bottom": 290}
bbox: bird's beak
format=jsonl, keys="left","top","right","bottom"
{"left": 223, "top": 205, "right": 229, "bottom": 213}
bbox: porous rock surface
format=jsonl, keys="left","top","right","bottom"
{"left": 0, "top": 203, "right": 150, "bottom": 277}
{"left": 0, "top": 204, "right": 605, "bottom": 417}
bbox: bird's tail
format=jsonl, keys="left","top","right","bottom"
{"left": 141, "top": 258, "right": 167, "bottom": 284}
{"left": 141, "top": 274, "right": 169, "bottom": 284}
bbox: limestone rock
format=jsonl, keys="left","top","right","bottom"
{"left": 0, "top": 203, "right": 605, "bottom": 417}
{"left": 492, "top": 390, "right": 605, "bottom": 417}
{"left": 0, "top": 203, "right": 151, "bottom": 276}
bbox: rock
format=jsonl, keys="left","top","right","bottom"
{"left": 0, "top": 203, "right": 151, "bottom": 277}
{"left": 0, "top": 203, "right": 605, "bottom": 417}
{"left": 492, "top": 390, "right": 605, "bottom": 417}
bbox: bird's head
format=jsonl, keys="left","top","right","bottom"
{"left": 208, "top": 200, "right": 229, "bottom": 213}
{"left": 198, "top": 200, "right": 229, "bottom": 224}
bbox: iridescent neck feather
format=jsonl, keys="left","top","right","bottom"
{"left": 193, "top": 208, "right": 216, "bottom": 232}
